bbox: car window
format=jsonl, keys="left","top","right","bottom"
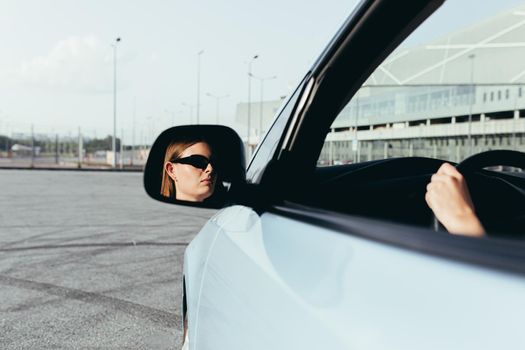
{"left": 246, "top": 75, "right": 307, "bottom": 183}
{"left": 304, "top": 0, "right": 525, "bottom": 237}
{"left": 317, "top": 0, "right": 525, "bottom": 171}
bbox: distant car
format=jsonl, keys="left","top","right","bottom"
{"left": 145, "top": 0, "right": 525, "bottom": 349}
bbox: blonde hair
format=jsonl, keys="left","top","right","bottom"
{"left": 160, "top": 139, "right": 201, "bottom": 198}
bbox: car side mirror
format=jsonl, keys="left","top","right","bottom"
{"left": 143, "top": 125, "right": 246, "bottom": 209}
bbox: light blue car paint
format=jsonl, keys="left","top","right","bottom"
{"left": 185, "top": 206, "right": 525, "bottom": 349}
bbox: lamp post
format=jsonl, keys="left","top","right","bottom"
{"left": 354, "top": 94, "right": 360, "bottom": 163}
{"left": 146, "top": 116, "right": 154, "bottom": 146}
{"left": 182, "top": 102, "right": 195, "bottom": 124}
{"left": 249, "top": 73, "right": 276, "bottom": 139}
{"left": 165, "top": 109, "right": 176, "bottom": 126}
{"left": 467, "top": 53, "right": 475, "bottom": 157}
{"left": 111, "top": 37, "right": 121, "bottom": 168}
{"left": 247, "top": 55, "right": 259, "bottom": 155}
{"left": 206, "top": 93, "right": 229, "bottom": 124}
{"left": 196, "top": 50, "right": 204, "bottom": 124}
{"left": 132, "top": 97, "right": 136, "bottom": 166}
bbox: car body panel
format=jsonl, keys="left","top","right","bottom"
{"left": 185, "top": 207, "right": 525, "bottom": 349}
{"left": 183, "top": 215, "right": 226, "bottom": 337}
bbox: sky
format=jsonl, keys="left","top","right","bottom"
{"left": 0, "top": 0, "right": 354, "bottom": 142}
{"left": 0, "top": 0, "right": 524, "bottom": 144}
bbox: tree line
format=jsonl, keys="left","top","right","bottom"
{"left": 0, "top": 134, "right": 131, "bottom": 154}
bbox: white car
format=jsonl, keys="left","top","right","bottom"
{"left": 145, "top": 0, "right": 525, "bottom": 348}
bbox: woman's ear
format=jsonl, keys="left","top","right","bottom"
{"left": 165, "top": 162, "right": 177, "bottom": 182}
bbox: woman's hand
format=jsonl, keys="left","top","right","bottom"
{"left": 425, "top": 163, "right": 485, "bottom": 237}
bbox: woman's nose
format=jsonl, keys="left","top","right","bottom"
{"left": 204, "top": 163, "right": 214, "bottom": 174}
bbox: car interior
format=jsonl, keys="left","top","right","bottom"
{"left": 307, "top": 152, "right": 525, "bottom": 237}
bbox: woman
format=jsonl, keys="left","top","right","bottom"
{"left": 160, "top": 138, "right": 217, "bottom": 202}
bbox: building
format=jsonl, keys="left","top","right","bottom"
{"left": 322, "top": 3, "right": 525, "bottom": 164}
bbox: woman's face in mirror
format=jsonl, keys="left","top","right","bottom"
{"left": 165, "top": 142, "right": 217, "bottom": 202}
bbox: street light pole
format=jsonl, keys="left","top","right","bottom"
{"left": 132, "top": 97, "right": 136, "bottom": 166}
{"left": 112, "top": 37, "right": 121, "bottom": 168}
{"left": 250, "top": 74, "right": 276, "bottom": 138}
{"left": 247, "top": 54, "right": 258, "bottom": 155}
{"left": 196, "top": 50, "right": 204, "bottom": 124}
{"left": 182, "top": 102, "right": 195, "bottom": 124}
{"left": 165, "top": 109, "right": 176, "bottom": 126}
{"left": 206, "top": 93, "right": 229, "bottom": 124}
{"left": 467, "top": 53, "right": 475, "bottom": 157}
{"left": 146, "top": 116, "right": 153, "bottom": 146}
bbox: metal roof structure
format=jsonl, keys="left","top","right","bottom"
{"left": 367, "top": 3, "right": 525, "bottom": 86}
{"left": 331, "top": 2, "right": 525, "bottom": 129}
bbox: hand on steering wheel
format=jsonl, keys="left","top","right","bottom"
{"left": 425, "top": 163, "right": 485, "bottom": 237}
{"left": 427, "top": 150, "right": 525, "bottom": 236}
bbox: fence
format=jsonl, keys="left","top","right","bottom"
{"left": 0, "top": 131, "right": 149, "bottom": 170}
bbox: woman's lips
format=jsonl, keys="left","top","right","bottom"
{"left": 201, "top": 178, "right": 213, "bottom": 185}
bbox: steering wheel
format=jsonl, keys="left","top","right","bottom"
{"left": 456, "top": 150, "right": 525, "bottom": 173}
{"left": 433, "top": 150, "right": 525, "bottom": 232}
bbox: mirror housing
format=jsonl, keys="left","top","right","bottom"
{"left": 143, "top": 125, "right": 246, "bottom": 209}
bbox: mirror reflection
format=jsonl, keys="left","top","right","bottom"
{"left": 144, "top": 125, "right": 246, "bottom": 208}
{"left": 161, "top": 139, "right": 217, "bottom": 202}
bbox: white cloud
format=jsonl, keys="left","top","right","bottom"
{"left": 8, "top": 35, "right": 119, "bottom": 93}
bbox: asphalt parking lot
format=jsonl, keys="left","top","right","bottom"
{"left": 0, "top": 170, "right": 217, "bottom": 349}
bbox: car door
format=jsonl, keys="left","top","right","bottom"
{"left": 193, "top": 205, "right": 525, "bottom": 349}
{"left": 189, "top": 0, "right": 525, "bottom": 349}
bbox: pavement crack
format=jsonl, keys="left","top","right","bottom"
{"left": 0, "top": 274, "right": 180, "bottom": 328}
{"left": 0, "top": 242, "right": 188, "bottom": 252}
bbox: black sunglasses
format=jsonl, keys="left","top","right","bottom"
{"left": 172, "top": 155, "right": 214, "bottom": 170}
